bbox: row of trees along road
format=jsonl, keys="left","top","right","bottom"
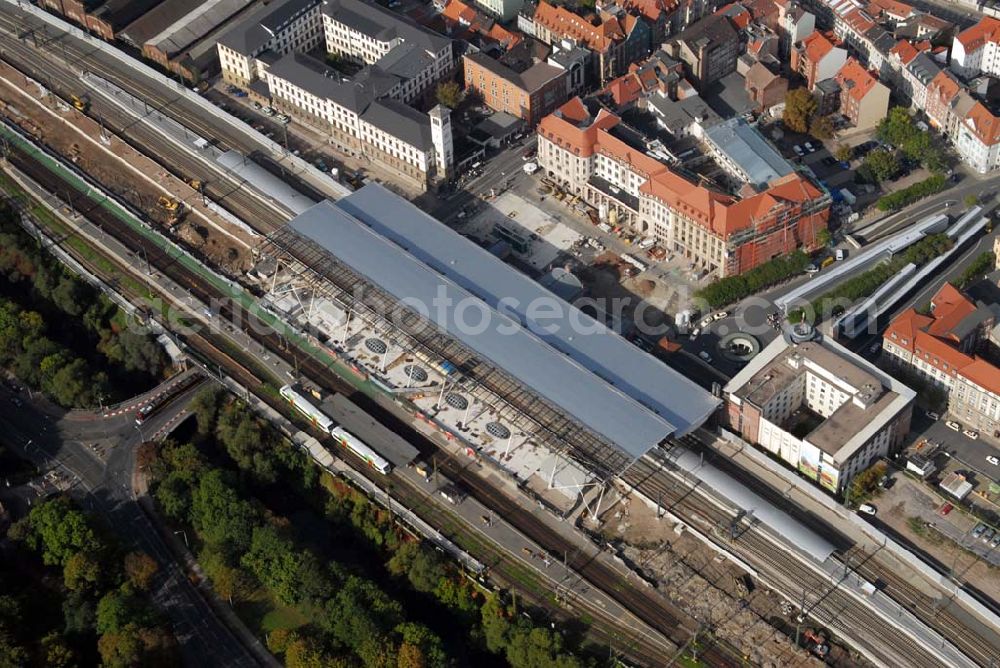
{"left": 4, "top": 496, "right": 173, "bottom": 667}
{"left": 0, "top": 198, "right": 166, "bottom": 407}
{"left": 148, "top": 386, "right": 599, "bottom": 668}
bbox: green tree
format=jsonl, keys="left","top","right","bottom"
{"left": 435, "top": 81, "right": 463, "bottom": 109}
{"left": 190, "top": 386, "right": 221, "bottom": 436}
{"left": 100, "top": 329, "right": 166, "bottom": 377}
{"left": 964, "top": 193, "right": 979, "bottom": 207}
{"left": 41, "top": 631, "right": 75, "bottom": 668}
{"left": 809, "top": 115, "right": 834, "bottom": 140}
{"left": 241, "top": 525, "right": 305, "bottom": 605}
{"left": 782, "top": 88, "right": 817, "bottom": 134}
{"left": 396, "top": 622, "right": 447, "bottom": 668}
{"left": 860, "top": 149, "right": 898, "bottom": 183}
{"left": 846, "top": 462, "right": 887, "bottom": 506}
{"left": 506, "top": 626, "right": 583, "bottom": 668}
{"left": 155, "top": 471, "right": 193, "bottom": 521}
{"left": 22, "top": 497, "right": 102, "bottom": 567}
{"left": 62, "top": 590, "right": 96, "bottom": 635}
{"left": 96, "top": 591, "right": 135, "bottom": 635}
{"left": 834, "top": 143, "right": 853, "bottom": 162}
{"left": 0, "top": 629, "right": 29, "bottom": 667}
{"left": 215, "top": 402, "right": 278, "bottom": 483}
{"left": 480, "top": 594, "right": 511, "bottom": 654}
{"left": 200, "top": 546, "right": 253, "bottom": 602}
{"left": 63, "top": 550, "right": 102, "bottom": 592}
{"left": 97, "top": 624, "right": 144, "bottom": 668}
{"left": 124, "top": 552, "right": 159, "bottom": 591}
{"left": 190, "top": 469, "right": 259, "bottom": 556}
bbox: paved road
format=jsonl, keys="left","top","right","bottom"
{"left": 0, "top": 382, "right": 264, "bottom": 667}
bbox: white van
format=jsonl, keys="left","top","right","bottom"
{"left": 638, "top": 237, "right": 656, "bottom": 249}
{"left": 835, "top": 249, "right": 847, "bottom": 261}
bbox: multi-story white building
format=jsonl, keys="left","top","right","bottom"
{"left": 775, "top": 0, "right": 816, "bottom": 59}
{"left": 951, "top": 16, "right": 1000, "bottom": 78}
{"left": 322, "top": 0, "right": 453, "bottom": 103}
{"left": 724, "top": 326, "right": 916, "bottom": 495}
{"left": 218, "top": 0, "right": 324, "bottom": 87}
{"left": 217, "top": 0, "right": 454, "bottom": 188}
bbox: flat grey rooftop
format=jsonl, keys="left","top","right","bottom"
{"left": 704, "top": 117, "right": 793, "bottom": 190}
{"left": 287, "top": 185, "right": 719, "bottom": 459}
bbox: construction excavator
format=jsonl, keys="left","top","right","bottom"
{"left": 157, "top": 195, "right": 184, "bottom": 224}
{"left": 70, "top": 94, "right": 89, "bottom": 112}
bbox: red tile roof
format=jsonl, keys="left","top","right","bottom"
{"left": 955, "top": 16, "right": 1000, "bottom": 52}
{"left": 885, "top": 286, "right": 1000, "bottom": 395}
{"left": 889, "top": 39, "right": 920, "bottom": 65}
{"left": 866, "top": 0, "right": 913, "bottom": 19}
{"left": 715, "top": 2, "right": 752, "bottom": 29}
{"left": 621, "top": 0, "right": 679, "bottom": 22}
{"left": 835, "top": 58, "right": 880, "bottom": 103}
{"left": 959, "top": 358, "right": 1000, "bottom": 394}
{"left": 963, "top": 101, "right": 1000, "bottom": 147}
{"left": 800, "top": 31, "right": 837, "bottom": 65}
{"left": 533, "top": 2, "right": 623, "bottom": 52}
{"left": 603, "top": 74, "right": 645, "bottom": 107}
{"left": 540, "top": 99, "right": 826, "bottom": 237}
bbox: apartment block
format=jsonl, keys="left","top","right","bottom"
{"left": 791, "top": 31, "right": 847, "bottom": 90}
{"left": 951, "top": 16, "right": 1000, "bottom": 79}
{"left": 217, "top": 0, "right": 454, "bottom": 188}
{"left": 667, "top": 13, "right": 740, "bottom": 90}
{"left": 536, "top": 98, "right": 830, "bottom": 278}
{"left": 834, "top": 58, "right": 890, "bottom": 130}
{"left": 883, "top": 283, "right": 1000, "bottom": 434}
{"left": 463, "top": 52, "right": 567, "bottom": 126}
{"left": 724, "top": 328, "right": 915, "bottom": 495}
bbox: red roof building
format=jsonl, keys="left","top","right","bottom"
{"left": 883, "top": 283, "right": 1000, "bottom": 433}
{"left": 536, "top": 98, "right": 829, "bottom": 277}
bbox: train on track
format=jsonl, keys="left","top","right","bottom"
{"left": 280, "top": 384, "right": 392, "bottom": 474}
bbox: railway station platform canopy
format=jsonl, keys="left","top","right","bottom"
{"left": 265, "top": 184, "right": 719, "bottom": 477}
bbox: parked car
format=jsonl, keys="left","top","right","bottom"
{"left": 793, "top": 145, "right": 805, "bottom": 156}
{"left": 804, "top": 142, "right": 816, "bottom": 153}
{"left": 689, "top": 327, "right": 701, "bottom": 340}
{"left": 835, "top": 248, "right": 847, "bottom": 261}
{"left": 987, "top": 455, "right": 999, "bottom": 466}
{"left": 991, "top": 533, "right": 1000, "bottom": 549}
{"left": 964, "top": 429, "right": 979, "bottom": 440}
{"left": 805, "top": 264, "right": 820, "bottom": 274}
{"left": 982, "top": 528, "right": 996, "bottom": 543}
{"left": 713, "top": 311, "right": 729, "bottom": 321}
{"left": 858, "top": 504, "right": 877, "bottom": 515}
{"left": 925, "top": 410, "right": 940, "bottom": 421}
{"left": 972, "top": 523, "right": 987, "bottom": 538}
{"left": 938, "top": 503, "right": 953, "bottom": 516}
{"left": 252, "top": 101, "right": 262, "bottom": 110}
{"left": 946, "top": 420, "right": 962, "bottom": 431}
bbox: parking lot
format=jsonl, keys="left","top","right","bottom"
{"left": 873, "top": 468, "right": 1000, "bottom": 602}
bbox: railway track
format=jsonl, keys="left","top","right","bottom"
{"left": 1, "top": 136, "right": 714, "bottom": 667}
{"left": 622, "top": 451, "right": 996, "bottom": 668}
{"left": 0, "top": 11, "right": 994, "bottom": 665}
{"left": 0, "top": 34, "right": 290, "bottom": 234}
